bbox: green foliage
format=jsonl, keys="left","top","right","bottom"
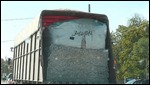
{"left": 1, "top": 58, "right": 13, "bottom": 78}
{"left": 111, "top": 14, "right": 149, "bottom": 81}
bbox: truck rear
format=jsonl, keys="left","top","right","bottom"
{"left": 13, "top": 10, "right": 116, "bottom": 84}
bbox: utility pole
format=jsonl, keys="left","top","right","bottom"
{"left": 88, "top": 4, "right": 91, "bottom": 13}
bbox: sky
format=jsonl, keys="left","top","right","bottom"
{"left": 1, "top": 1, "right": 149, "bottom": 59}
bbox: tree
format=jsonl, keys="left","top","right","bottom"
{"left": 111, "top": 14, "right": 149, "bottom": 81}
{"left": 1, "top": 58, "right": 13, "bottom": 79}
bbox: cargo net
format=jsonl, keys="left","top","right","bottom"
{"left": 46, "top": 44, "right": 109, "bottom": 84}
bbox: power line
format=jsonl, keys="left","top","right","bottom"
{"left": 1, "top": 17, "right": 34, "bottom": 21}
{"left": 1, "top": 40, "right": 14, "bottom": 43}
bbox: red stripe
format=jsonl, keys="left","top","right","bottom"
{"left": 42, "top": 19, "right": 60, "bottom": 22}
{"left": 42, "top": 15, "right": 79, "bottom": 27}
{"left": 42, "top": 16, "right": 78, "bottom": 19}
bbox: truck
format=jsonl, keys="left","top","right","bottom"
{"left": 12, "top": 10, "right": 116, "bottom": 84}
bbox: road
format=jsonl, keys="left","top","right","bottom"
{"left": 1, "top": 80, "right": 7, "bottom": 84}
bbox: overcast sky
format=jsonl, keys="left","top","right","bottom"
{"left": 1, "top": 1, "right": 149, "bottom": 59}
